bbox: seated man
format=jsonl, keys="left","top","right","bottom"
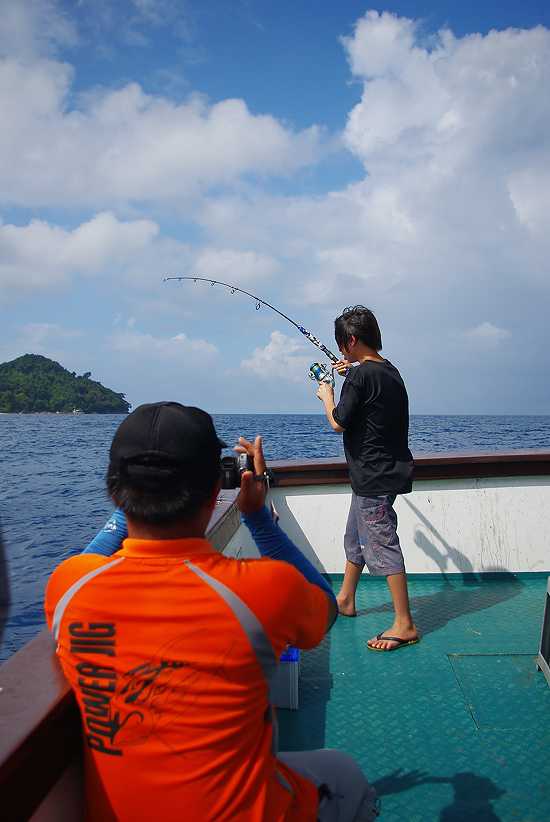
{"left": 45, "top": 402, "right": 379, "bottom": 821}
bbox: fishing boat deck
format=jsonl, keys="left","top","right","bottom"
{"left": 278, "top": 573, "right": 550, "bottom": 822}
{"left": 2, "top": 450, "right": 550, "bottom": 821}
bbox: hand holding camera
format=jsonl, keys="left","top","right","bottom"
{"left": 233, "top": 435, "right": 272, "bottom": 516}
{"left": 221, "top": 452, "right": 254, "bottom": 488}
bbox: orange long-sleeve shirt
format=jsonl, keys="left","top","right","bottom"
{"left": 45, "top": 537, "right": 327, "bottom": 822}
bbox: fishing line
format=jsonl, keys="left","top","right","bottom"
{"left": 164, "top": 276, "right": 339, "bottom": 363}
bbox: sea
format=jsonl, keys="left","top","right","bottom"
{"left": 1, "top": 412, "right": 550, "bottom": 664}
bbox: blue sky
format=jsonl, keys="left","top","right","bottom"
{"left": 1, "top": 0, "right": 549, "bottom": 415}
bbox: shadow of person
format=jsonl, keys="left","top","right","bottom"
{"left": 267, "top": 488, "right": 524, "bottom": 641}
{"left": 432, "top": 772, "right": 506, "bottom": 822}
{"left": 403, "top": 496, "right": 478, "bottom": 580}
{"left": 355, "top": 572, "right": 523, "bottom": 638}
{"left": 371, "top": 768, "right": 432, "bottom": 796}
{"left": 372, "top": 769, "right": 506, "bottom": 822}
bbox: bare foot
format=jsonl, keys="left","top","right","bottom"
{"left": 336, "top": 593, "right": 357, "bottom": 617}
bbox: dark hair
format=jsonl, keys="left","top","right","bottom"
{"left": 106, "top": 458, "right": 221, "bottom": 525}
{"left": 334, "top": 305, "right": 382, "bottom": 352}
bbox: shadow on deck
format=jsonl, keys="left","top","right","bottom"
{"left": 278, "top": 574, "right": 550, "bottom": 822}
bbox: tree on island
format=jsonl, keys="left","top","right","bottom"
{"left": 0, "top": 354, "right": 131, "bottom": 414}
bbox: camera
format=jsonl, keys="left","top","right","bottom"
{"left": 221, "top": 453, "right": 254, "bottom": 488}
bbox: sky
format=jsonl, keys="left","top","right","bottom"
{"left": 1, "top": 0, "right": 549, "bottom": 416}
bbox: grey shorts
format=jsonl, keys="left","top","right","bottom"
{"left": 278, "top": 749, "right": 380, "bottom": 822}
{"left": 344, "top": 491, "right": 405, "bottom": 576}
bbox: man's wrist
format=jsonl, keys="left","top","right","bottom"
{"left": 241, "top": 505, "right": 271, "bottom": 527}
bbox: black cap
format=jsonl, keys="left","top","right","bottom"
{"left": 109, "top": 402, "right": 227, "bottom": 487}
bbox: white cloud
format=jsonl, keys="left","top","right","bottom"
{"left": 0, "top": 320, "right": 88, "bottom": 370}
{"left": 341, "top": 11, "right": 452, "bottom": 157}
{"left": 0, "top": 4, "right": 549, "bottom": 413}
{"left": 335, "top": 9, "right": 550, "bottom": 319}
{"left": 15, "top": 322, "right": 85, "bottom": 344}
{"left": 193, "top": 248, "right": 280, "bottom": 287}
{"left": 108, "top": 329, "right": 219, "bottom": 361}
{"left": 240, "top": 330, "right": 313, "bottom": 382}
{"left": 507, "top": 167, "right": 550, "bottom": 236}
{"left": 0, "top": 212, "right": 160, "bottom": 301}
{"left": 340, "top": 12, "right": 550, "bottom": 234}
{"left": 449, "top": 322, "right": 512, "bottom": 348}
{"left": 0, "top": 59, "right": 323, "bottom": 208}
{"left": 0, "top": 0, "right": 77, "bottom": 59}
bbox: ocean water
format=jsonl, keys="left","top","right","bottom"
{"left": 1, "top": 413, "right": 549, "bottom": 663}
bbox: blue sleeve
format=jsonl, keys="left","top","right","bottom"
{"left": 82, "top": 508, "right": 128, "bottom": 556}
{"left": 241, "top": 506, "right": 337, "bottom": 610}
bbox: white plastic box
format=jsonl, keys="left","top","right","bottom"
{"left": 272, "top": 646, "right": 300, "bottom": 710}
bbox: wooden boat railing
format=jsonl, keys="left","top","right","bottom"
{"left": 1, "top": 449, "right": 549, "bottom": 820}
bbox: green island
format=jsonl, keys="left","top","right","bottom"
{"left": 0, "top": 354, "right": 131, "bottom": 414}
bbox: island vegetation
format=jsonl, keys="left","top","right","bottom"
{"left": 0, "top": 354, "right": 131, "bottom": 414}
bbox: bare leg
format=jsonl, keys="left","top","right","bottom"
{"left": 367, "top": 572, "right": 417, "bottom": 650}
{"left": 336, "top": 560, "right": 363, "bottom": 616}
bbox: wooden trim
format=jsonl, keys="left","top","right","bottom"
{"left": 269, "top": 448, "right": 550, "bottom": 486}
{"left": 413, "top": 449, "right": 550, "bottom": 481}
{"left": 269, "top": 457, "right": 349, "bottom": 486}
{"left": 0, "top": 630, "right": 81, "bottom": 822}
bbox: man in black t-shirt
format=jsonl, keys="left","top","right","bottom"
{"left": 317, "top": 306, "right": 419, "bottom": 652}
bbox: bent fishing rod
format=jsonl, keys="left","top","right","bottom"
{"left": 164, "top": 276, "right": 339, "bottom": 372}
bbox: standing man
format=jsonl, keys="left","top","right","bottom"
{"left": 45, "top": 401, "right": 379, "bottom": 821}
{"left": 317, "top": 306, "right": 419, "bottom": 652}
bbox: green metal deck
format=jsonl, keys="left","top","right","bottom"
{"left": 278, "top": 574, "right": 550, "bottom": 822}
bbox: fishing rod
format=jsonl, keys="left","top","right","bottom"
{"left": 164, "top": 277, "right": 339, "bottom": 377}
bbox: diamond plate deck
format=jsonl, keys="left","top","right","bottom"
{"left": 277, "top": 574, "right": 550, "bottom": 822}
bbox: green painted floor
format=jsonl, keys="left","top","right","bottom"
{"left": 278, "top": 574, "right": 550, "bottom": 822}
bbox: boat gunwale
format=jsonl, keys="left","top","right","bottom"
{"left": 1, "top": 447, "right": 550, "bottom": 818}
{"left": 269, "top": 447, "right": 550, "bottom": 485}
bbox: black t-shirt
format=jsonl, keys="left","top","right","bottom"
{"left": 332, "top": 359, "right": 414, "bottom": 496}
